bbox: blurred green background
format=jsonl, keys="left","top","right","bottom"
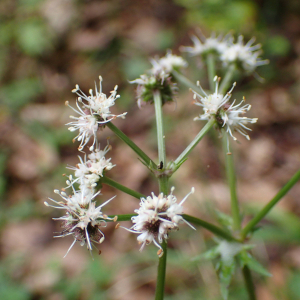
{"left": 1, "top": 0, "right": 300, "bottom": 299}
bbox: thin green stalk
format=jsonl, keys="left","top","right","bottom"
{"left": 155, "top": 240, "right": 168, "bottom": 300}
{"left": 153, "top": 90, "right": 166, "bottom": 166}
{"left": 242, "top": 266, "right": 257, "bottom": 300}
{"left": 241, "top": 168, "right": 300, "bottom": 240}
{"left": 174, "top": 119, "right": 215, "bottom": 169}
{"left": 101, "top": 176, "right": 145, "bottom": 200}
{"left": 158, "top": 175, "right": 169, "bottom": 196}
{"left": 108, "top": 214, "right": 136, "bottom": 222}
{"left": 219, "top": 64, "right": 236, "bottom": 94}
{"left": 107, "top": 122, "right": 155, "bottom": 168}
{"left": 153, "top": 89, "right": 169, "bottom": 300}
{"left": 182, "top": 214, "right": 239, "bottom": 242}
{"left": 222, "top": 136, "right": 241, "bottom": 231}
{"left": 207, "top": 54, "right": 216, "bottom": 92}
{"left": 172, "top": 70, "right": 206, "bottom": 96}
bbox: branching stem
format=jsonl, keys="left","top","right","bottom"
{"left": 222, "top": 136, "right": 241, "bottom": 231}
{"left": 174, "top": 119, "right": 215, "bottom": 170}
{"left": 153, "top": 90, "right": 169, "bottom": 300}
{"left": 101, "top": 176, "right": 144, "bottom": 200}
{"left": 107, "top": 122, "right": 156, "bottom": 168}
{"left": 219, "top": 64, "right": 236, "bottom": 94}
{"left": 207, "top": 54, "right": 216, "bottom": 92}
{"left": 241, "top": 168, "right": 300, "bottom": 240}
{"left": 172, "top": 70, "right": 207, "bottom": 96}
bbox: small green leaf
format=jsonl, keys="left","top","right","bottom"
{"left": 219, "top": 260, "right": 236, "bottom": 300}
{"left": 239, "top": 251, "right": 272, "bottom": 277}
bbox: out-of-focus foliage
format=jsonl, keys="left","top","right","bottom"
{"left": 175, "top": 0, "right": 258, "bottom": 31}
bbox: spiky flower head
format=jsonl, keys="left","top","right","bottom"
{"left": 150, "top": 50, "right": 188, "bottom": 75}
{"left": 67, "top": 144, "right": 115, "bottom": 190}
{"left": 193, "top": 76, "right": 257, "bottom": 143}
{"left": 181, "top": 31, "right": 231, "bottom": 58}
{"left": 66, "top": 76, "right": 127, "bottom": 151}
{"left": 220, "top": 35, "right": 269, "bottom": 73}
{"left": 216, "top": 98, "right": 258, "bottom": 142}
{"left": 130, "top": 51, "right": 185, "bottom": 108}
{"left": 44, "top": 185, "right": 116, "bottom": 257}
{"left": 130, "top": 73, "right": 177, "bottom": 108}
{"left": 120, "top": 187, "right": 195, "bottom": 257}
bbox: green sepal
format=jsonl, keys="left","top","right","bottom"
{"left": 238, "top": 251, "right": 272, "bottom": 277}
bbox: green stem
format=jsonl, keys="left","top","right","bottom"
{"left": 182, "top": 214, "right": 239, "bottom": 242}
{"left": 242, "top": 266, "right": 257, "bottom": 300}
{"left": 155, "top": 240, "right": 168, "bottom": 300}
{"left": 158, "top": 175, "right": 169, "bottom": 195}
{"left": 241, "top": 168, "right": 300, "bottom": 240}
{"left": 153, "top": 89, "right": 169, "bottom": 300}
{"left": 153, "top": 90, "right": 166, "bottom": 166}
{"left": 219, "top": 64, "right": 236, "bottom": 94}
{"left": 108, "top": 214, "right": 136, "bottom": 222}
{"left": 222, "top": 135, "right": 241, "bottom": 231}
{"left": 172, "top": 70, "right": 206, "bottom": 96}
{"left": 107, "top": 122, "right": 155, "bottom": 168}
{"left": 207, "top": 54, "right": 216, "bottom": 92}
{"left": 174, "top": 119, "right": 215, "bottom": 169}
{"left": 101, "top": 176, "right": 144, "bottom": 200}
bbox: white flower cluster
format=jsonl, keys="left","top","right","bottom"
{"left": 221, "top": 36, "right": 269, "bottom": 73}
{"left": 45, "top": 76, "right": 121, "bottom": 256}
{"left": 67, "top": 144, "right": 115, "bottom": 191}
{"left": 181, "top": 32, "right": 230, "bottom": 57}
{"left": 193, "top": 76, "right": 258, "bottom": 142}
{"left": 45, "top": 186, "right": 116, "bottom": 257}
{"left": 130, "top": 51, "right": 186, "bottom": 108}
{"left": 150, "top": 50, "right": 188, "bottom": 76}
{"left": 182, "top": 32, "right": 268, "bottom": 73}
{"left": 66, "top": 76, "right": 127, "bottom": 151}
{"left": 120, "top": 187, "right": 195, "bottom": 257}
